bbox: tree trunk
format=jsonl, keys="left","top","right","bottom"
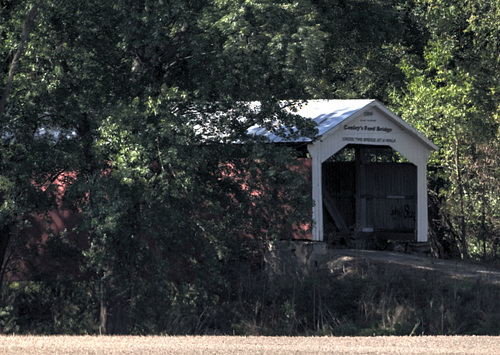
{"left": 454, "top": 139, "right": 469, "bottom": 260}
{"left": 99, "top": 279, "right": 129, "bottom": 335}
{"left": 0, "top": 225, "right": 12, "bottom": 298}
{"left": 99, "top": 280, "right": 107, "bottom": 335}
{"left": 0, "top": 0, "right": 45, "bottom": 120}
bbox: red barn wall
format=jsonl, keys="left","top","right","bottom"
{"left": 6, "top": 157, "right": 313, "bottom": 281}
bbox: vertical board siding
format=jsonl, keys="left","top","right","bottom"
{"left": 322, "top": 161, "right": 416, "bottom": 235}
{"left": 364, "top": 163, "right": 416, "bottom": 232}
{"left": 322, "top": 162, "right": 356, "bottom": 230}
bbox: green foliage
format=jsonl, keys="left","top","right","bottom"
{"left": 391, "top": 1, "right": 500, "bottom": 260}
{"left": 1, "top": 281, "right": 98, "bottom": 334}
{"left": 2, "top": 0, "right": 500, "bottom": 335}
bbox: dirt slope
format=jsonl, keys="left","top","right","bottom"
{"left": 333, "top": 249, "right": 500, "bottom": 285}
{"left": 266, "top": 241, "right": 500, "bottom": 285}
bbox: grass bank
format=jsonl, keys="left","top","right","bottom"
{"left": 2, "top": 248, "right": 500, "bottom": 335}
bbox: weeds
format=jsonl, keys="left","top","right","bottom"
{"left": 2, "top": 256, "right": 500, "bottom": 335}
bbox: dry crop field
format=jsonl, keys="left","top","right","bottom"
{"left": 1, "top": 335, "right": 499, "bottom": 354}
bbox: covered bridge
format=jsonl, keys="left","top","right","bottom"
{"left": 249, "top": 100, "right": 439, "bottom": 243}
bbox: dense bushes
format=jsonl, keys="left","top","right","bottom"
{"left": 0, "top": 281, "right": 98, "bottom": 334}
{"left": 3, "top": 253, "right": 500, "bottom": 335}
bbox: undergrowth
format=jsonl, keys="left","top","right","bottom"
{"left": 2, "top": 257, "right": 500, "bottom": 335}
{"left": 238, "top": 260, "right": 500, "bottom": 336}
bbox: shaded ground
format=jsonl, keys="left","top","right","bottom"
{"left": 333, "top": 249, "right": 500, "bottom": 285}
{"left": 266, "top": 241, "right": 500, "bottom": 285}
{"left": 1, "top": 335, "right": 500, "bottom": 355}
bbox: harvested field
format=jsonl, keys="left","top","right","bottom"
{"left": 1, "top": 335, "right": 499, "bottom": 354}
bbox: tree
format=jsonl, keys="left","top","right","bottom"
{"left": 0, "top": 0, "right": 320, "bottom": 333}
{"left": 0, "top": 0, "right": 45, "bottom": 119}
{"left": 392, "top": 0, "right": 500, "bottom": 260}
{"left": 64, "top": 0, "right": 423, "bottom": 333}
{"left": 0, "top": 0, "right": 61, "bottom": 295}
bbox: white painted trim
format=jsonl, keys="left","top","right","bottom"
{"left": 308, "top": 137, "right": 433, "bottom": 243}
{"left": 416, "top": 158, "right": 430, "bottom": 242}
{"left": 308, "top": 144, "right": 323, "bottom": 241}
{"left": 304, "top": 101, "right": 437, "bottom": 243}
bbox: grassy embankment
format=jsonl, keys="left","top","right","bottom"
{"left": 2, "top": 250, "right": 500, "bottom": 335}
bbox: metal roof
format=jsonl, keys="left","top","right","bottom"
{"left": 247, "top": 99, "right": 375, "bottom": 143}
{"left": 246, "top": 99, "right": 439, "bottom": 152}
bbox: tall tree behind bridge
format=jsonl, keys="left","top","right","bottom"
{"left": 392, "top": 0, "right": 500, "bottom": 260}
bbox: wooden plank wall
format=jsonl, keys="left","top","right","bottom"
{"left": 364, "top": 163, "right": 416, "bottom": 232}
{"left": 322, "top": 162, "right": 416, "bottom": 235}
{"left": 322, "top": 162, "right": 356, "bottom": 230}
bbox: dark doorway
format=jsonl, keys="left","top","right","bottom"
{"left": 322, "top": 145, "right": 417, "bottom": 244}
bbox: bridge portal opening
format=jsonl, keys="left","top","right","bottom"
{"left": 322, "top": 145, "right": 417, "bottom": 246}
